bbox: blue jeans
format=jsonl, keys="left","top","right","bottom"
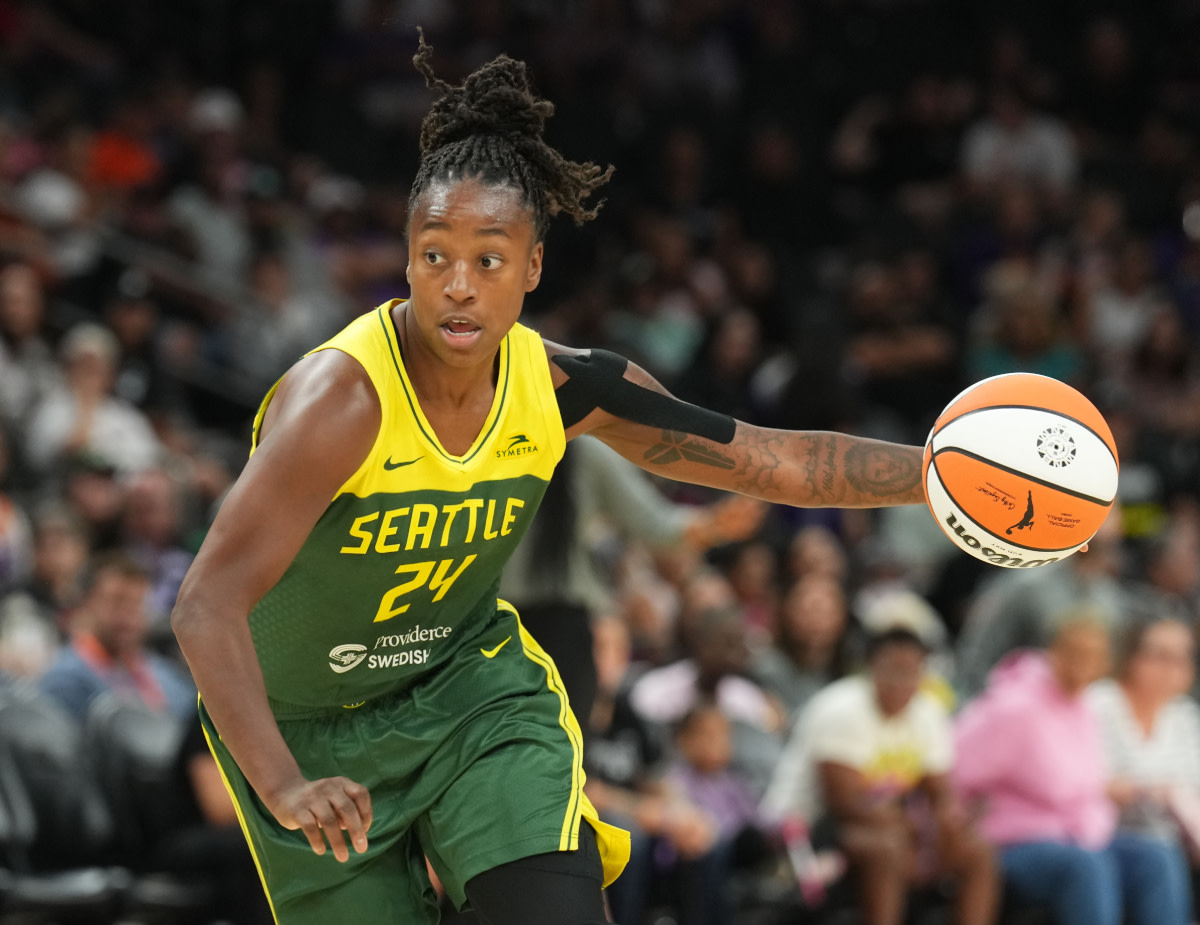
{"left": 1001, "top": 834, "right": 1191, "bottom": 925}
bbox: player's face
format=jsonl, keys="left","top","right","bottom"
{"left": 406, "top": 178, "right": 543, "bottom": 368}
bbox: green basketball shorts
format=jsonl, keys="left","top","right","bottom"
{"left": 200, "top": 603, "right": 630, "bottom": 925}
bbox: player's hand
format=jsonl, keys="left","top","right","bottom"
{"left": 268, "top": 776, "right": 373, "bottom": 862}
{"left": 689, "top": 495, "right": 768, "bottom": 549}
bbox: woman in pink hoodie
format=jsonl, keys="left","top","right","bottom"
{"left": 954, "top": 617, "right": 1190, "bottom": 925}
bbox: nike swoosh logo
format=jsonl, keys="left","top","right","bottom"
{"left": 383, "top": 456, "right": 423, "bottom": 470}
{"left": 480, "top": 636, "right": 511, "bottom": 659}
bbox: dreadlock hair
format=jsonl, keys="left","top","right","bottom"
{"left": 410, "top": 31, "right": 613, "bottom": 242}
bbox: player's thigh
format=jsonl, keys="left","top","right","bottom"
{"left": 465, "top": 821, "right": 609, "bottom": 925}
{"left": 271, "top": 831, "right": 439, "bottom": 925}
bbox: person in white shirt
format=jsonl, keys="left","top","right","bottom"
{"left": 961, "top": 84, "right": 1077, "bottom": 203}
{"left": 24, "top": 322, "right": 161, "bottom": 476}
{"left": 763, "top": 627, "right": 996, "bottom": 925}
{"left": 1088, "top": 615, "right": 1199, "bottom": 917}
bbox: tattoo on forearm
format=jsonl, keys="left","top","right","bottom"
{"left": 643, "top": 430, "right": 736, "bottom": 470}
{"left": 820, "top": 435, "right": 838, "bottom": 501}
{"left": 844, "top": 441, "right": 921, "bottom": 498}
{"left": 640, "top": 426, "right": 921, "bottom": 507}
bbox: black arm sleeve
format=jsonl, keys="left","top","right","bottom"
{"left": 551, "top": 349, "right": 736, "bottom": 444}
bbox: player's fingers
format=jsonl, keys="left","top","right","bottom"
{"left": 296, "top": 810, "right": 328, "bottom": 856}
{"left": 310, "top": 801, "right": 351, "bottom": 862}
{"left": 328, "top": 784, "right": 370, "bottom": 854}
{"left": 345, "top": 780, "right": 373, "bottom": 836}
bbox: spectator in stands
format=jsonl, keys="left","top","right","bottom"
{"left": 763, "top": 627, "right": 997, "bottom": 925}
{"left": 843, "top": 258, "right": 958, "bottom": 443}
{"left": 631, "top": 604, "right": 784, "bottom": 796}
{"left": 1088, "top": 616, "right": 1199, "bottom": 899}
{"left": 161, "top": 711, "right": 274, "bottom": 925}
{"left": 955, "top": 616, "right": 1189, "bottom": 925}
{"left": 752, "top": 574, "right": 855, "bottom": 723}
{"left": 60, "top": 450, "right": 127, "bottom": 550}
{"left": 24, "top": 322, "right": 161, "bottom": 476}
{"left": 0, "top": 260, "right": 59, "bottom": 433}
{"left": 502, "top": 435, "right": 764, "bottom": 727}
{"left": 961, "top": 84, "right": 1078, "bottom": 205}
{"left": 631, "top": 604, "right": 781, "bottom": 736}
{"left": 0, "top": 427, "right": 32, "bottom": 593}
{"left": 119, "top": 466, "right": 194, "bottom": 634}
{"left": 786, "top": 525, "right": 848, "bottom": 585}
{"left": 966, "top": 280, "right": 1083, "bottom": 385}
{"left": 1081, "top": 237, "right": 1170, "bottom": 381}
{"left": 720, "top": 538, "right": 779, "bottom": 644}
{"left": 584, "top": 613, "right": 727, "bottom": 925}
{"left": 675, "top": 307, "right": 766, "bottom": 424}
{"left": 667, "top": 702, "right": 776, "bottom": 883}
{"left": 1124, "top": 313, "right": 1200, "bottom": 497}
{"left": 1066, "top": 17, "right": 1153, "bottom": 151}
{"left": 0, "top": 499, "right": 70, "bottom": 678}
{"left": 12, "top": 123, "right": 102, "bottom": 281}
{"left": 11, "top": 502, "right": 89, "bottom": 628}
{"left": 954, "top": 511, "right": 1134, "bottom": 701}
{"left": 39, "top": 550, "right": 194, "bottom": 722}
{"left": 228, "top": 249, "right": 343, "bottom": 393}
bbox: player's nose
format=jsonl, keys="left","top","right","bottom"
{"left": 444, "top": 260, "right": 476, "bottom": 302}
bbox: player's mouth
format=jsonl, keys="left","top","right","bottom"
{"left": 441, "top": 318, "right": 482, "bottom": 343}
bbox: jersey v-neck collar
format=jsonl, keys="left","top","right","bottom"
{"left": 377, "top": 303, "right": 510, "bottom": 466}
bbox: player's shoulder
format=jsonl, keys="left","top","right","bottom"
{"left": 258, "top": 348, "right": 380, "bottom": 444}
{"left": 540, "top": 338, "right": 587, "bottom": 389}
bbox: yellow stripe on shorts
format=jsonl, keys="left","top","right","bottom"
{"left": 499, "top": 601, "right": 585, "bottom": 851}
{"left": 198, "top": 700, "right": 281, "bottom": 925}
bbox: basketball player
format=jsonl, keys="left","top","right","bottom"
{"left": 171, "top": 35, "right": 925, "bottom": 925}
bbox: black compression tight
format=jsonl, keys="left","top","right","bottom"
{"left": 464, "top": 822, "right": 611, "bottom": 925}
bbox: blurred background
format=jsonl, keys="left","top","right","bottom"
{"left": 1, "top": 0, "right": 1200, "bottom": 924}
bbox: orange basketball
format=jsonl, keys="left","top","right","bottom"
{"left": 923, "top": 373, "right": 1119, "bottom": 568}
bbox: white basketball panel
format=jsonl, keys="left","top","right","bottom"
{"left": 930, "top": 407, "right": 1117, "bottom": 502}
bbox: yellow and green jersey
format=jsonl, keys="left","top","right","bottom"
{"left": 247, "top": 301, "right": 565, "bottom": 716}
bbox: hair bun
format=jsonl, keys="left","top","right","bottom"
{"left": 415, "top": 35, "right": 553, "bottom": 157}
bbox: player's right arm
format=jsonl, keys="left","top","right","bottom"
{"left": 171, "top": 349, "right": 380, "bottom": 863}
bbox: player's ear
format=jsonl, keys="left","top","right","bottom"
{"left": 405, "top": 264, "right": 412, "bottom": 284}
{"left": 525, "top": 242, "right": 543, "bottom": 292}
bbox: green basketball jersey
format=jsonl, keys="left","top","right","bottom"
{"left": 247, "top": 302, "right": 565, "bottom": 715}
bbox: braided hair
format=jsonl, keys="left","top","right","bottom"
{"left": 410, "top": 31, "right": 613, "bottom": 241}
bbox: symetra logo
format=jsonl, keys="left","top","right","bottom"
{"left": 328, "top": 643, "right": 368, "bottom": 673}
{"left": 497, "top": 433, "right": 539, "bottom": 459}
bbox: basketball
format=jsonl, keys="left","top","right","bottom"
{"left": 923, "top": 373, "right": 1119, "bottom": 569}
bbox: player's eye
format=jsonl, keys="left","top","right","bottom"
{"left": 480, "top": 255, "right": 502, "bottom": 269}
{"left": 424, "top": 251, "right": 444, "bottom": 265}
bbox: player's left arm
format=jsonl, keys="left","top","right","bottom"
{"left": 546, "top": 341, "right": 924, "bottom": 509}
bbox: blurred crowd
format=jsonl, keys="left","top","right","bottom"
{"left": 1, "top": 0, "right": 1200, "bottom": 923}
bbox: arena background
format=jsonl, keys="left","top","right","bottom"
{"left": 0, "top": 1, "right": 1199, "bottom": 923}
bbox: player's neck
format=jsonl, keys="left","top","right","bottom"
{"left": 396, "top": 304, "right": 498, "bottom": 410}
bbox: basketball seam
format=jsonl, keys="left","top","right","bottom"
{"left": 927, "top": 458, "right": 1089, "bottom": 555}
{"left": 931, "top": 404, "right": 1118, "bottom": 466}
{"left": 931, "top": 446, "right": 1113, "bottom": 507}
